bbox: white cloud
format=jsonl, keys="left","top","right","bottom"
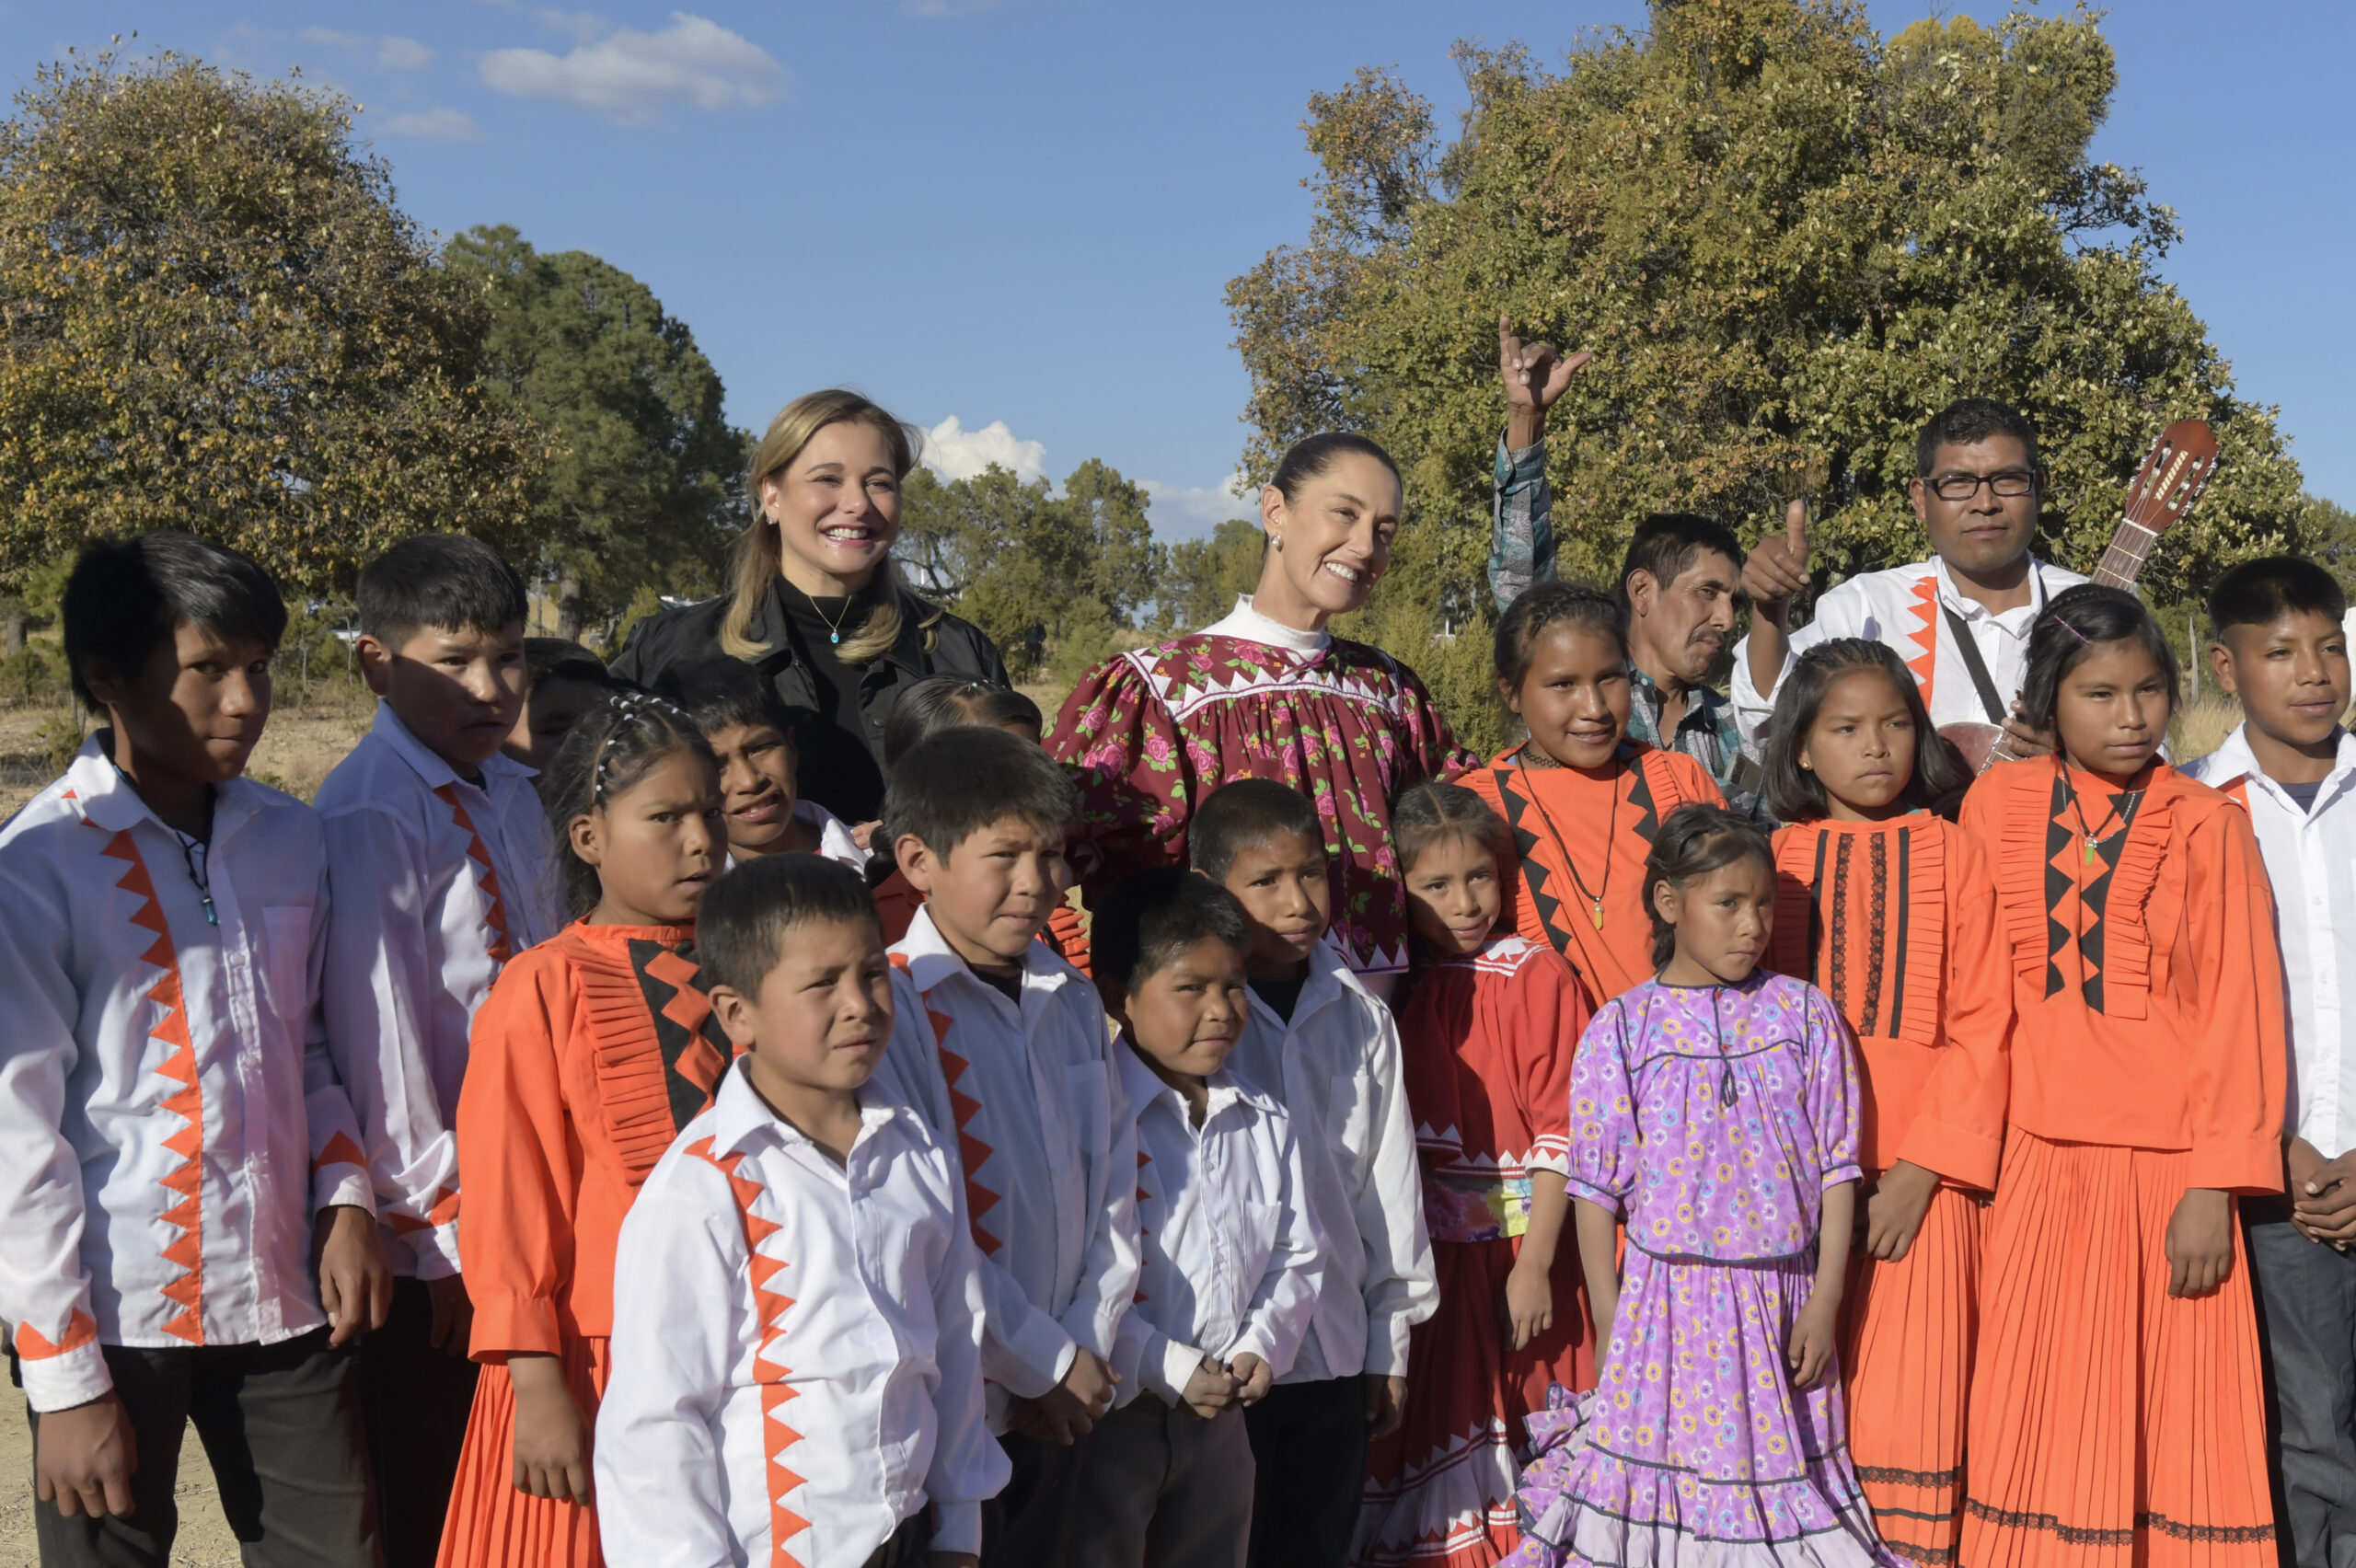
{"left": 377, "top": 106, "right": 483, "bottom": 142}
{"left": 299, "top": 28, "right": 435, "bottom": 70}
{"left": 1142, "top": 474, "right": 1259, "bottom": 541}
{"left": 479, "top": 12, "right": 788, "bottom": 127}
{"left": 533, "top": 7, "right": 608, "bottom": 44}
{"left": 907, "top": 0, "right": 1008, "bottom": 14}
{"left": 923, "top": 417, "right": 1048, "bottom": 485}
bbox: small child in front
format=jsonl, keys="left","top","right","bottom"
{"left": 1359, "top": 781, "right": 1591, "bottom": 1568}
{"left": 315, "top": 533, "right": 565, "bottom": 1568}
{"left": 439, "top": 693, "right": 738, "bottom": 1568}
{"left": 595, "top": 853, "right": 1008, "bottom": 1568}
{"left": 2183, "top": 558, "right": 2356, "bottom": 1568}
{"left": 1194, "top": 778, "right": 1437, "bottom": 1568}
{"left": 871, "top": 726, "right": 1140, "bottom": 1568}
{"left": 0, "top": 534, "right": 387, "bottom": 1567}
{"left": 651, "top": 655, "right": 863, "bottom": 870}
{"left": 1507, "top": 804, "right": 1890, "bottom": 1568}
{"left": 1067, "top": 868, "right": 1320, "bottom": 1567}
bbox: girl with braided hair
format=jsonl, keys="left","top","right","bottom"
{"left": 439, "top": 693, "right": 734, "bottom": 1568}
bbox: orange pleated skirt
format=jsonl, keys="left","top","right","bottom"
{"left": 1959, "top": 1133, "right": 2275, "bottom": 1568}
{"left": 1842, "top": 1182, "right": 1984, "bottom": 1567}
{"left": 435, "top": 1337, "right": 612, "bottom": 1568}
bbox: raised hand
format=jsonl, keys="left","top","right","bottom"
{"left": 1743, "top": 497, "right": 1812, "bottom": 608}
{"left": 1499, "top": 315, "right": 1593, "bottom": 448}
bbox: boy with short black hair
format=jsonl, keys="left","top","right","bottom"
{"left": 502, "top": 637, "right": 612, "bottom": 782}
{"left": 313, "top": 531, "right": 564, "bottom": 1568}
{"left": 1189, "top": 778, "right": 1436, "bottom": 1568}
{"left": 873, "top": 726, "right": 1141, "bottom": 1568}
{"left": 652, "top": 655, "right": 862, "bottom": 870}
{"left": 0, "top": 532, "right": 387, "bottom": 1567}
{"left": 596, "top": 853, "right": 1008, "bottom": 1568}
{"left": 2183, "top": 555, "right": 2356, "bottom": 1568}
{"left": 1066, "top": 869, "right": 1319, "bottom": 1567}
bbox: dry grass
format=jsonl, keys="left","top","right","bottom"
{"left": 2168, "top": 690, "right": 2243, "bottom": 767}
{"left": 0, "top": 686, "right": 376, "bottom": 821}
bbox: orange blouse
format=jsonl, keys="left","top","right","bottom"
{"left": 1768, "top": 814, "right": 2013, "bottom": 1186}
{"left": 455, "top": 921, "right": 739, "bottom": 1359}
{"left": 1463, "top": 742, "right": 1724, "bottom": 1003}
{"left": 1958, "top": 759, "right": 2287, "bottom": 1193}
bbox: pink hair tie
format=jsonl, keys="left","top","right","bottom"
{"left": 2050, "top": 614, "right": 2093, "bottom": 645}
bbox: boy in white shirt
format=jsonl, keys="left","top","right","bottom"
{"left": 652, "top": 655, "right": 865, "bottom": 870}
{"left": 1192, "top": 779, "right": 1437, "bottom": 1568}
{"left": 312, "top": 534, "right": 563, "bottom": 1568}
{"left": 2182, "top": 556, "right": 2356, "bottom": 1568}
{"left": 872, "top": 726, "right": 1141, "bottom": 1568}
{"left": 596, "top": 852, "right": 1007, "bottom": 1568}
{"left": 0, "top": 533, "right": 388, "bottom": 1567}
{"left": 1068, "top": 868, "right": 1319, "bottom": 1568}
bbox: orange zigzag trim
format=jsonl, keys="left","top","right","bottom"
{"left": 927, "top": 999, "right": 1002, "bottom": 1256}
{"left": 311, "top": 1130, "right": 368, "bottom": 1175}
{"left": 644, "top": 946, "right": 726, "bottom": 1097}
{"left": 98, "top": 828, "right": 205, "bottom": 1345}
{"left": 1904, "top": 574, "right": 1940, "bottom": 709}
{"left": 1133, "top": 1147, "right": 1151, "bottom": 1304}
{"left": 687, "top": 1136, "right": 805, "bottom": 1567}
{"left": 431, "top": 784, "right": 514, "bottom": 965}
{"left": 15, "top": 1308, "right": 98, "bottom": 1360}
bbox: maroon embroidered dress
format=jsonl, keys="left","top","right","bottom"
{"left": 1048, "top": 597, "right": 1473, "bottom": 979}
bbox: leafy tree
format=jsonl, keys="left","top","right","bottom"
{"left": 447, "top": 225, "right": 745, "bottom": 638}
{"left": 1230, "top": 1, "right": 2307, "bottom": 754}
{"left": 1159, "top": 518, "right": 1267, "bottom": 629}
{"left": 0, "top": 52, "right": 538, "bottom": 591}
{"left": 897, "top": 459, "right": 1163, "bottom": 677}
{"left": 2303, "top": 494, "right": 2356, "bottom": 600}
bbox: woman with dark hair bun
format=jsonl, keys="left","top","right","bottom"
{"left": 1048, "top": 432, "right": 1472, "bottom": 991}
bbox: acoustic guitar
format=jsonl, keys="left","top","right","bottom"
{"left": 1936, "top": 419, "right": 2221, "bottom": 773}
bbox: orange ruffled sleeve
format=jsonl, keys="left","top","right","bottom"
{"left": 1892, "top": 823, "right": 2013, "bottom": 1192}
{"left": 455, "top": 946, "right": 583, "bottom": 1361}
{"left": 2181, "top": 801, "right": 2288, "bottom": 1193}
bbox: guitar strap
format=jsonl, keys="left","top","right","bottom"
{"left": 1940, "top": 605, "right": 2009, "bottom": 724}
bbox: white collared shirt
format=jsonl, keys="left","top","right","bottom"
{"left": 313, "top": 702, "right": 562, "bottom": 1278}
{"left": 871, "top": 905, "right": 1140, "bottom": 1424}
{"left": 1202, "top": 594, "right": 1334, "bottom": 657}
{"left": 1730, "top": 556, "right": 2088, "bottom": 744}
{"left": 1114, "top": 1049, "right": 1320, "bottom": 1408}
{"left": 723, "top": 800, "right": 867, "bottom": 876}
{"left": 1225, "top": 940, "right": 1436, "bottom": 1382}
{"left": 2183, "top": 724, "right": 2356, "bottom": 1155}
{"left": 597, "top": 1064, "right": 1008, "bottom": 1567}
{"left": 0, "top": 743, "right": 375, "bottom": 1411}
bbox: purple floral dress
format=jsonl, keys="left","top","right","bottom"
{"left": 1505, "top": 972, "right": 1898, "bottom": 1568}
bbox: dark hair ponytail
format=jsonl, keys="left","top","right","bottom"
{"left": 1642, "top": 803, "right": 1773, "bottom": 967}
{"left": 2016, "top": 584, "right": 2179, "bottom": 737}
{"left": 543, "top": 691, "right": 719, "bottom": 919}
{"left": 1269, "top": 432, "right": 1402, "bottom": 505}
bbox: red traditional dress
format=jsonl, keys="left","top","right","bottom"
{"left": 1357, "top": 935, "right": 1594, "bottom": 1568}
{"left": 1048, "top": 596, "right": 1472, "bottom": 981}
{"left": 1769, "top": 813, "right": 2013, "bottom": 1567}
{"left": 1462, "top": 743, "right": 1724, "bottom": 1004}
{"left": 1958, "top": 760, "right": 2284, "bottom": 1568}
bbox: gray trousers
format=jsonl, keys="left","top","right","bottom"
{"left": 1068, "top": 1393, "right": 1255, "bottom": 1568}
{"left": 2247, "top": 1207, "right": 2356, "bottom": 1568}
{"left": 24, "top": 1328, "right": 379, "bottom": 1568}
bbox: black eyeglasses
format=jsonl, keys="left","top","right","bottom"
{"left": 1926, "top": 468, "right": 2036, "bottom": 502}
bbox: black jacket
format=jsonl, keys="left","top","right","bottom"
{"left": 610, "top": 576, "right": 1010, "bottom": 822}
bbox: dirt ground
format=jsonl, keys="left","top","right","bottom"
{"left": 0, "top": 687, "right": 377, "bottom": 821}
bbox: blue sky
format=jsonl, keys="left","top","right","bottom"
{"left": 4, "top": 1, "right": 2347, "bottom": 541}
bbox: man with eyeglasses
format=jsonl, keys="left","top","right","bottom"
{"left": 1730, "top": 397, "right": 2087, "bottom": 755}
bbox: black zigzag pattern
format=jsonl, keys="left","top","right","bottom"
{"left": 1495, "top": 770, "right": 1582, "bottom": 964}
{"left": 2042, "top": 773, "right": 2074, "bottom": 999}
{"left": 627, "top": 939, "right": 738, "bottom": 1133}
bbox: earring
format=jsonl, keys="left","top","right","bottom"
{"left": 1273, "top": 535, "right": 1284, "bottom": 553}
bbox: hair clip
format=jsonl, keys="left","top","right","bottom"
{"left": 2051, "top": 614, "right": 2093, "bottom": 646}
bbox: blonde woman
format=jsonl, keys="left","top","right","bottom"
{"left": 612, "top": 389, "right": 1009, "bottom": 821}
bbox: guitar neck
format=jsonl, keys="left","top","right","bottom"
{"left": 2089, "top": 520, "right": 2159, "bottom": 591}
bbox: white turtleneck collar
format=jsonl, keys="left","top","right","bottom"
{"left": 1201, "top": 594, "right": 1332, "bottom": 656}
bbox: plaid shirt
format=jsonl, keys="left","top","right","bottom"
{"left": 1491, "top": 433, "right": 1767, "bottom": 821}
